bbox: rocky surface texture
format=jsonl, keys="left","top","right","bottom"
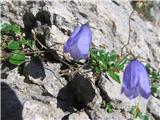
{"left": 1, "top": 0, "right": 160, "bottom": 120}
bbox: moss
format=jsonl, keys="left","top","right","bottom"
{"left": 131, "top": 1, "right": 154, "bottom": 22}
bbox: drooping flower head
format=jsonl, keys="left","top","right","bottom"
{"left": 121, "top": 59, "right": 151, "bottom": 99}
{"left": 64, "top": 23, "right": 92, "bottom": 61}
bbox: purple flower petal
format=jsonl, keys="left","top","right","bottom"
{"left": 121, "top": 60, "right": 151, "bottom": 99}
{"left": 64, "top": 26, "right": 81, "bottom": 52}
{"left": 64, "top": 24, "right": 92, "bottom": 61}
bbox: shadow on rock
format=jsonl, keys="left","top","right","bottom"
{"left": 1, "top": 82, "right": 23, "bottom": 120}
{"left": 23, "top": 10, "right": 51, "bottom": 50}
{"left": 57, "top": 81, "right": 75, "bottom": 112}
{"left": 23, "top": 59, "right": 46, "bottom": 84}
{"left": 23, "top": 12, "right": 37, "bottom": 38}
{"left": 22, "top": 10, "right": 63, "bottom": 64}
{"left": 57, "top": 73, "right": 96, "bottom": 112}
{"left": 1, "top": 61, "right": 17, "bottom": 79}
{"left": 36, "top": 10, "right": 51, "bottom": 26}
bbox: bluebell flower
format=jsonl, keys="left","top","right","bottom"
{"left": 64, "top": 24, "right": 92, "bottom": 61}
{"left": 121, "top": 60, "right": 151, "bottom": 99}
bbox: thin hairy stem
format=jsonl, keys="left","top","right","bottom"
{"left": 121, "top": 10, "right": 135, "bottom": 56}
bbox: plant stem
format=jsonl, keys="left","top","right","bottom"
{"left": 121, "top": 10, "right": 135, "bottom": 56}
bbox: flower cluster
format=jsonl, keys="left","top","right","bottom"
{"left": 64, "top": 24, "right": 151, "bottom": 100}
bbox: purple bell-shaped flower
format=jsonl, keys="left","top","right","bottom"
{"left": 121, "top": 59, "right": 151, "bottom": 99}
{"left": 64, "top": 24, "right": 92, "bottom": 61}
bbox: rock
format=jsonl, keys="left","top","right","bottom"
{"left": 1, "top": 67, "right": 46, "bottom": 104}
{"left": 147, "top": 96, "right": 160, "bottom": 120}
{"left": 98, "top": 74, "right": 149, "bottom": 119}
{"left": 150, "top": 1, "right": 160, "bottom": 25}
{"left": 53, "top": 13, "right": 72, "bottom": 34}
{"left": 23, "top": 60, "right": 67, "bottom": 97}
{"left": 1, "top": 0, "right": 160, "bottom": 120}
{"left": 98, "top": 74, "right": 123, "bottom": 101}
{"left": 70, "top": 73, "right": 102, "bottom": 109}
{"left": 98, "top": 74, "right": 137, "bottom": 103}
{"left": 86, "top": 107, "right": 127, "bottom": 120}
{"left": 46, "top": 25, "right": 68, "bottom": 50}
{"left": 86, "top": 108, "right": 109, "bottom": 120}
{"left": 131, "top": 1, "right": 160, "bottom": 26}
{"left": 22, "top": 100, "right": 65, "bottom": 120}
{"left": 43, "top": 63, "right": 67, "bottom": 97}
{"left": 68, "top": 111, "right": 90, "bottom": 120}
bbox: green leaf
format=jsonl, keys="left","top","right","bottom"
{"left": 139, "top": 113, "right": 149, "bottom": 120}
{"left": 151, "top": 84, "right": 160, "bottom": 95}
{"left": 131, "top": 106, "right": 137, "bottom": 119}
{"left": 107, "top": 71, "right": 120, "bottom": 83}
{"left": 1, "top": 23, "right": 21, "bottom": 33}
{"left": 9, "top": 50, "right": 25, "bottom": 65}
{"left": 101, "top": 101, "right": 113, "bottom": 113}
{"left": 117, "top": 56, "right": 128, "bottom": 70}
{"left": 107, "top": 51, "right": 117, "bottom": 61}
{"left": 151, "top": 84, "right": 158, "bottom": 93}
{"left": 7, "top": 40, "right": 20, "bottom": 50}
{"left": 131, "top": 105, "right": 140, "bottom": 119}
{"left": 19, "top": 38, "right": 32, "bottom": 48}
{"left": 156, "top": 86, "right": 160, "bottom": 95}
{"left": 145, "top": 63, "right": 152, "bottom": 69}
{"left": 106, "top": 102, "right": 113, "bottom": 113}
{"left": 108, "top": 61, "right": 116, "bottom": 67}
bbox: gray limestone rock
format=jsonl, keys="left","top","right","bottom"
{"left": 1, "top": 0, "right": 160, "bottom": 120}
{"left": 86, "top": 107, "right": 127, "bottom": 120}
{"left": 147, "top": 96, "right": 160, "bottom": 120}
{"left": 68, "top": 111, "right": 90, "bottom": 120}
{"left": 22, "top": 100, "right": 65, "bottom": 120}
{"left": 43, "top": 63, "right": 67, "bottom": 97}
{"left": 98, "top": 74, "right": 149, "bottom": 120}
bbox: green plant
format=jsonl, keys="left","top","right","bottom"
{"left": 131, "top": 105, "right": 148, "bottom": 120}
{"left": 0, "top": 23, "right": 21, "bottom": 33}
{"left": 101, "top": 100, "right": 113, "bottom": 113}
{"left": 146, "top": 64, "right": 160, "bottom": 95}
{"left": 1, "top": 23, "right": 33, "bottom": 65}
{"left": 89, "top": 48, "right": 128, "bottom": 83}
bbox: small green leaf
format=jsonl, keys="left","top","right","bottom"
{"left": 1, "top": 23, "right": 21, "bottom": 33}
{"left": 19, "top": 38, "right": 32, "bottom": 48}
{"left": 131, "top": 105, "right": 140, "bottom": 119}
{"left": 109, "top": 53, "right": 117, "bottom": 61}
{"left": 9, "top": 50, "right": 25, "bottom": 65}
{"left": 140, "top": 113, "right": 149, "bottom": 120}
{"left": 101, "top": 100, "right": 113, "bottom": 113}
{"left": 131, "top": 106, "right": 137, "bottom": 118}
{"left": 145, "top": 63, "right": 152, "bottom": 69}
{"left": 156, "top": 86, "right": 160, "bottom": 95}
{"left": 117, "top": 56, "right": 128, "bottom": 70}
{"left": 151, "top": 84, "right": 160, "bottom": 95}
{"left": 118, "top": 64, "right": 125, "bottom": 70}
{"left": 7, "top": 40, "right": 20, "bottom": 50}
{"left": 107, "top": 71, "right": 120, "bottom": 83}
{"left": 106, "top": 102, "right": 113, "bottom": 113}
